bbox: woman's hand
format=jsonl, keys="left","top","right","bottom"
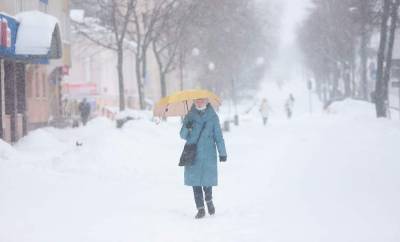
{"left": 186, "top": 120, "right": 193, "bottom": 129}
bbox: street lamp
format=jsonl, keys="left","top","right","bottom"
{"left": 256, "top": 57, "right": 265, "bottom": 66}
{"left": 192, "top": 48, "right": 200, "bottom": 57}
{"left": 208, "top": 62, "right": 215, "bottom": 71}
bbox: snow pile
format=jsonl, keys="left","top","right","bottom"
{"left": 115, "top": 109, "right": 153, "bottom": 121}
{"left": 326, "top": 99, "right": 377, "bottom": 119}
{"left": 0, "top": 139, "right": 16, "bottom": 161}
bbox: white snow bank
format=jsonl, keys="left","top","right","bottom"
{"left": 0, "top": 139, "right": 15, "bottom": 160}
{"left": 115, "top": 109, "right": 153, "bottom": 121}
{"left": 10, "top": 117, "right": 160, "bottom": 178}
{"left": 15, "top": 11, "right": 60, "bottom": 56}
{"left": 326, "top": 99, "right": 400, "bottom": 123}
{"left": 327, "top": 99, "right": 376, "bottom": 119}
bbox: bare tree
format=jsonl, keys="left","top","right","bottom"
{"left": 299, "top": 0, "right": 381, "bottom": 105}
{"left": 299, "top": 0, "right": 358, "bottom": 103}
{"left": 127, "top": 0, "right": 176, "bottom": 109}
{"left": 178, "top": 0, "right": 271, "bottom": 98}
{"left": 72, "top": 0, "right": 136, "bottom": 111}
{"left": 353, "top": 0, "right": 380, "bottom": 100}
{"left": 151, "top": 0, "right": 194, "bottom": 97}
{"left": 375, "top": 0, "right": 400, "bottom": 117}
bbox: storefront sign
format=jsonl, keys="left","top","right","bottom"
{"left": 62, "top": 83, "right": 98, "bottom": 97}
{"left": 0, "top": 13, "right": 18, "bottom": 57}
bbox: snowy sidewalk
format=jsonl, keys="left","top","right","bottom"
{"left": 1, "top": 107, "right": 400, "bottom": 242}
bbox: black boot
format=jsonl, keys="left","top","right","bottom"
{"left": 206, "top": 200, "right": 215, "bottom": 215}
{"left": 195, "top": 208, "right": 205, "bottom": 219}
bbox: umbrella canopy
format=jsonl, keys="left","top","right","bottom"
{"left": 153, "top": 89, "right": 221, "bottom": 117}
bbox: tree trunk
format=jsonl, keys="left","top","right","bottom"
{"left": 152, "top": 41, "right": 168, "bottom": 98}
{"left": 179, "top": 53, "right": 184, "bottom": 90}
{"left": 350, "top": 61, "right": 357, "bottom": 97}
{"left": 360, "top": 28, "right": 369, "bottom": 99}
{"left": 332, "top": 64, "right": 340, "bottom": 98}
{"left": 117, "top": 45, "right": 126, "bottom": 111}
{"left": 140, "top": 46, "right": 147, "bottom": 109}
{"left": 135, "top": 56, "right": 145, "bottom": 110}
{"left": 383, "top": 0, "right": 400, "bottom": 101}
{"left": 375, "top": 0, "right": 391, "bottom": 117}
{"left": 160, "top": 72, "right": 167, "bottom": 98}
{"left": 359, "top": 0, "right": 369, "bottom": 100}
{"left": 343, "top": 63, "right": 351, "bottom": 97}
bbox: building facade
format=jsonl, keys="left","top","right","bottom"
{"left": 0, "top": 0, "right": 69, "bottom": 142}
{"left": 68, "top": 5, "right": 185, "bottom": 117}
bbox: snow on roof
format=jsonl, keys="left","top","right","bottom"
{"left": 15, "top": 10, "right": 62, "bottom": 58}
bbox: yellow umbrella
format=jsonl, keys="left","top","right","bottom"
{"left": 153, "top": 89, "right": 221, "bottom": 117}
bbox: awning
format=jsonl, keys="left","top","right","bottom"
{"left": 14, "top": 11, "right": 62, "bottom": 59}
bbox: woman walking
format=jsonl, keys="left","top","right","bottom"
{"left": 180, "top": 98, "right": 227, "bottom": 219}
{"left": 259, "top": 98, "right": 271, "bottom": 125}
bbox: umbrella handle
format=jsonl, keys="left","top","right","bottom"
{"left": 163, "top": 104, "right": 169, "bottom": 118}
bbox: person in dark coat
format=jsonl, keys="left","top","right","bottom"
{"left": 78, "top": 98, "right": 91, "bottom": 126}
{"left": 285, "top": 94, "right": 295, "bottom": 119}
{"left": 180, "top": 98, "right": 227, "bottom": 219}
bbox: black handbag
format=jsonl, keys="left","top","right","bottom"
{"left": 179, "top": 122, "right": 206, "bottom": 166}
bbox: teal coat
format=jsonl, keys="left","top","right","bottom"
{"left": 180, "top": 104, "right": 227, "bottom": 186}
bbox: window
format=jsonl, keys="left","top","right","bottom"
{"left": 42, "top": 73, "right": 47, "bottom": 98}
{"left": 26, "top": 67, "right": 32, "bottom": 98}
{"left": 35, "top": 71, "right": 40, "bottom": 98}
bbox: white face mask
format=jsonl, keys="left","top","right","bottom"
{"left": 195, "top": 105, "right": 207, "bottom": 111}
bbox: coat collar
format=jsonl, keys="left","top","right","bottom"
{"left": 189, "top": 104, "right": 216, "bottom": 122}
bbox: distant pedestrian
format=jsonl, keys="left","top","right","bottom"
{"left": 259, "top": 98, "right": 271, "bottom": 125}
{"left": 78, "top": 98, "right": 91, "bottom": 126}
{"left": 180, "top": 98, "right": 227, "bottom": 219}
{"left": 285, "top": 94, "right": 295, "bottom": 119}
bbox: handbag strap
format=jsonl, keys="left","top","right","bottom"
{"left": 194, "top": 122, "right": 207, "bottom": 144}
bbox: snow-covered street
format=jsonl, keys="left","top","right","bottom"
{"left": 1, "top": 100, "right": 400, "bottom": 242}
{"left": 2, "top": 0, "right": 400, "bottom": 241}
